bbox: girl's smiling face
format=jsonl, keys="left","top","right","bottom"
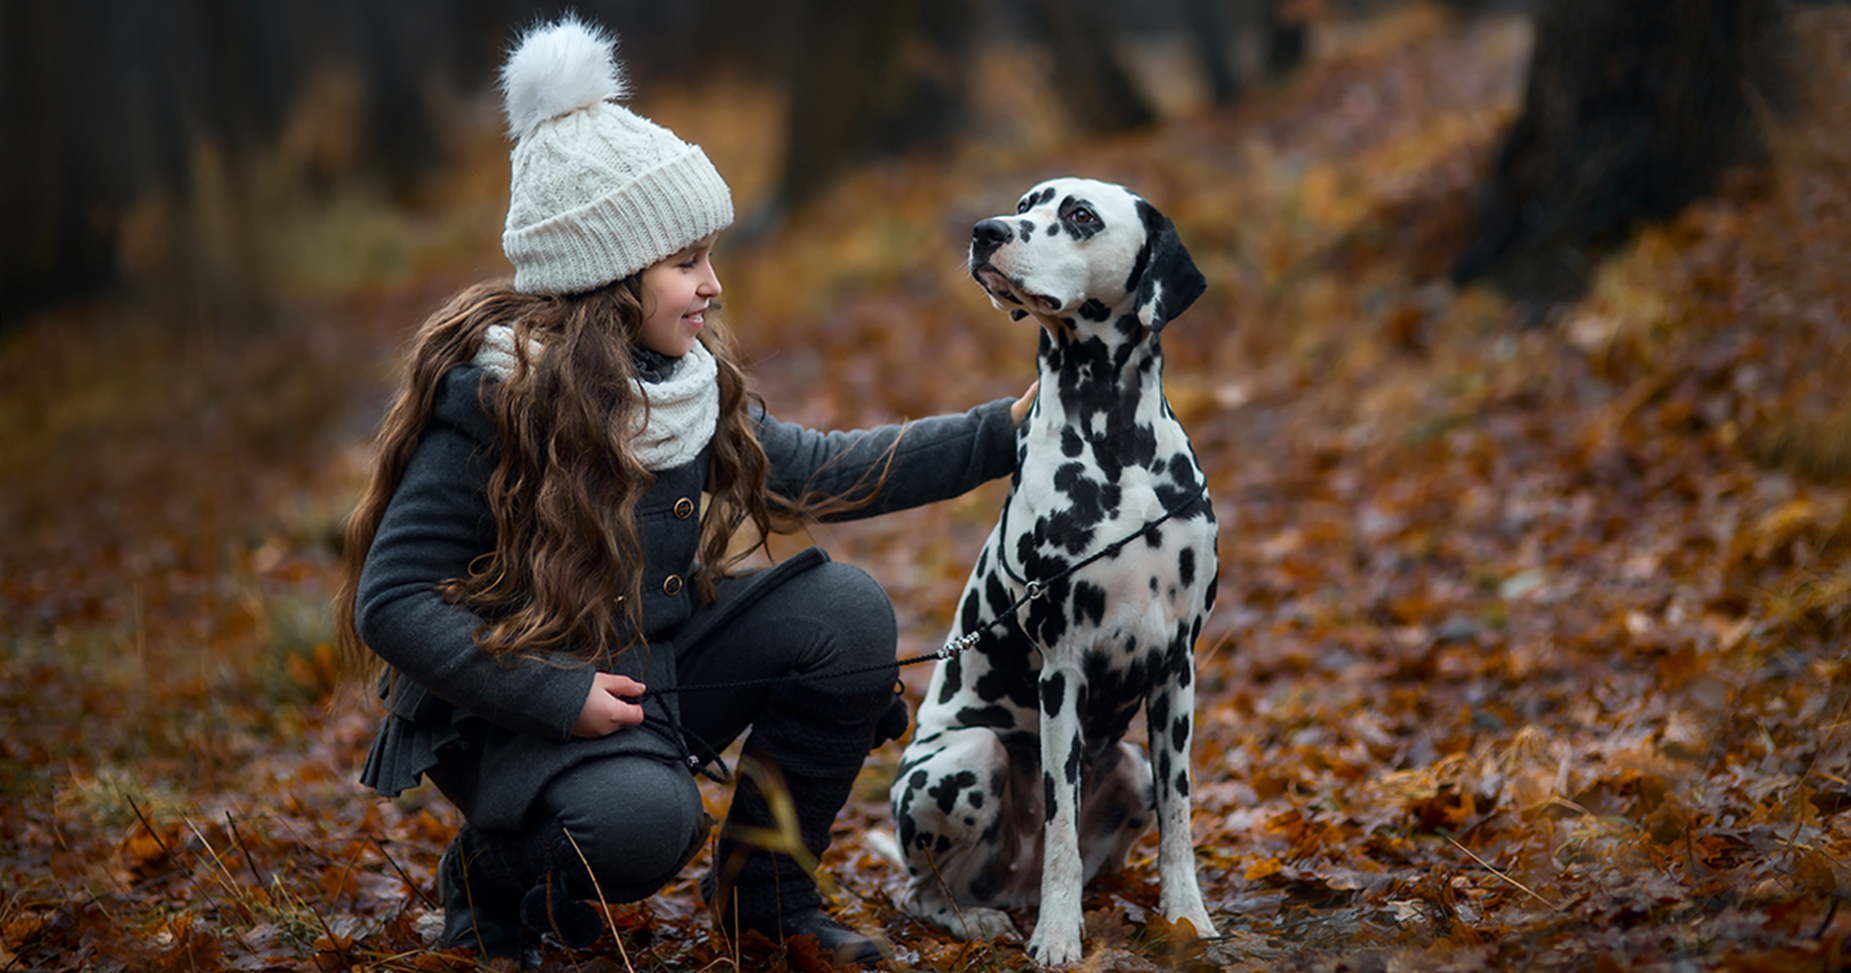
{"left": 636, "top": 235, "right": 723, "bottom": 358}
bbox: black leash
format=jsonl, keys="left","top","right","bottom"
{"left": 634, "top": 490, "right": 1209, "bottom": 781}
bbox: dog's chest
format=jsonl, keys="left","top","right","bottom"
{"left": 991, "top": 390, "right": 1214, "bottom": 649}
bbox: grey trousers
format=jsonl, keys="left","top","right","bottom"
{"left": 432, "top": 558, "right": 899, "bottom": 904}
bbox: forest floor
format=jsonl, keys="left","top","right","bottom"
{"left": 5, "top": 5, "right": 1851, "bottom": 971}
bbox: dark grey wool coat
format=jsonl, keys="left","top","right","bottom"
{"left": 356, "top": 365, "right": 1017, "bottom": 830}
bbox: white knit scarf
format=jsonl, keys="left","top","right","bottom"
{"left": 473, "top": 324, "right": 719, "bottom": 471}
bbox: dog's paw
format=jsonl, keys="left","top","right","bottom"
{"left": 897, "top": 887, "right": 1020, "bottom": 941}
{"left": 1160, "top": 888, "right": 1219, "bottom": 938}
{"left": 1026, "top": 924, "right": 1084, "bottom": 967}
{"left": 948, "top": 906, "right": 1020, "bottom": 941}
{"left": 1181, "top": 908, "right": 1220, "bottom": 939}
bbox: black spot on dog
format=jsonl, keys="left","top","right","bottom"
{"left": 1047, "top": 463, "right": 1118, "bottom": 547}
{"left": 1073, "top": 581, "right": 1106, "bottom": 628}
{"left": 1020, "top": 186, "right": 1055, "bottom": 212}
{"left": 939, "top": 653, "right": 963, "bottom": 706}
{"left": 1148, "top": 692, "right": 1171, "bottom": 737}
{"left": 1065, "top": 738, "right": 1083, "bottom": 784}
{"left": 1168, "top": 453, "right": 1199, "bottom": 489}
{"left": 1017, "top": 219, "right": 1035, "bottom": 239}
{"left": 935, "top": 833, "right": 952, "bottom": 854}
{"left": 984, "top": 571, "right": 1013, "bottom": 614}
{"left": 959, "top": 589, "right": 982, "bottom": 633}
{"left": 1171, "top": 716, "right": 1190, "bottom": 752}
{"left": 1040, "top": 671, "right": 1066, "bottom": 719}
{"left": 973, "top": 618, "right": 1041, "bottom": 710}
{"left": 1061, "top": 428, "right": 1083, "bottom": 458}
{"left": 1010, "top": 309, "right": 1029, "bottom": 321}
{"left": 957, "top": 705, "right": 1017, "bottom": 730}
{"left": 1043, "top": 770, "right": 1056, "bottom": 811}
{"left": 929, "top": 771, "right": 977, "bottom": 815}
{"left": 1174, "top": 768, "right": 1191, "bottom": 797}
{"left": 1079, "top": 299, "right": 1111, "bottom": 322}
{"left": 1125, "top": 232, "right": 1153, "bottom": 299}
{"left": 1047, "top": 222, "right": 1061, "bottom": 237}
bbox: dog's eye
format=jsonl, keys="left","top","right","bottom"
{"left": 1016, "top": 199, "right": 1032, "bottom": 215}
{"left": 1071, "top": 207, "right": 1096, "bottom": 225}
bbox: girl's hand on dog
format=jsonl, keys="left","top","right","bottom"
{"left": 1011, "top": 381, "right": 1039, "bottom": 426}
{"left": 574, "top": 673, "right": 648, "bottom": 738}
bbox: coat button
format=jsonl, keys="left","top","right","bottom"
{"left": 674, "top": 497, "right": 695, "bottom": 520}
{"left": 662, "top": 574, "right": 684, "bottom": 597}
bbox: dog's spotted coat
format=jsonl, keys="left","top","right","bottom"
{"left": 889, "top": 178, "right": 1219, "bottom": 965}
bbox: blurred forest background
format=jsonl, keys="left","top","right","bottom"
{"left": 5, "top": 0, "right": 1851, "bottom": 970}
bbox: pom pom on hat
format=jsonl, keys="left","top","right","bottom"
{"left": 499, "top": 16, "right": 734, "bottom": 295}
{"left": 499, "top": 14, "right": 629, "bottom": 140}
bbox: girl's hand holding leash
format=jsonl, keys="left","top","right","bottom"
{"left": 574, "top": 672, "right": 648, "bottom": 738}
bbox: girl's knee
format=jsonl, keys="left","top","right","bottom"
{"left": 811, "top": 561, "right": 896, "bottom": 655}
{"left": 549, "top": 759, "right": 705, "bottom": 899}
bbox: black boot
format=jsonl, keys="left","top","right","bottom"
{"left": 517, "top": 828, "right": 604, "bottom": 949}
{"left": 704, "top": 685, "right": 894, "bottom": 966}
{"left": 437, "top": 827, "right": 529, "bottom": 963}
{"left": 442, "top": 823, "right": 605, "bottom": 960}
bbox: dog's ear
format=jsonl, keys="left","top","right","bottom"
{"left": 1131, "top": 201, "right": 1206, "bottom": 331}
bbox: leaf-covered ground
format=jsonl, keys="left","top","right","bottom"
{"left": 5, "top": 6, "right": 1851, "bottom": 971}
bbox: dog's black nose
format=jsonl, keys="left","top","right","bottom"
{"left": 972, "top": 218, "right": 1013, "bottom": 252}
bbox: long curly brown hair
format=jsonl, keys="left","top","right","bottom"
{"left": 333, "top": 275, "right": 856, "bottom": 681}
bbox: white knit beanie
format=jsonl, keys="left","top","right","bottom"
{"left": 499, "top": 16, "right": 735, "bottom": 295}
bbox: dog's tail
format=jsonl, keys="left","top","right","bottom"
{"left": 862, "top": 828, "right": 904, "bottom": 867}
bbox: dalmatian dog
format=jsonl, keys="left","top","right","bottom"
{"left": 889, "top": 178, "right": 1218, "bottom": 966}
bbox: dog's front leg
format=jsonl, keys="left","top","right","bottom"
{"left": 1148, "top": 658, "right": 1219, "bottom": 937}
{"left": 1029, "top": 665, "right": 1087, "bottom": 965}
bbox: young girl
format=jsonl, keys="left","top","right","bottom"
{"left": 335, "top": 15, "right": 1032, "bottom": 967}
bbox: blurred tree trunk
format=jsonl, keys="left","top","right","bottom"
{"left": 1185, "top": 0, "right": 1240, "bottom": 105}
{"left": 1, "top": 0, "right": 489, "bottom": 326}
{"left": 1450, "top": 0, "right": 1788, "bottom": 304}
{"left": 1, "top": 2, "right": 120, "bottom": 316}
{"left": 758, "top": 0, "right": 976, "bottom": 220}
{"left": 1259, "top": 0, "right": 1309, "bottom": 81}
{"left": 1030, "top": 0, "right": 1156, "bottom": 135}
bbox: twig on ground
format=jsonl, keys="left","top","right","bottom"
{"left": 1443, "top": 832, "right": 1562, "bottom": 914}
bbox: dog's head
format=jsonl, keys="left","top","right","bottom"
{"left": 969, "top": 177, "right": 1204, "bottom": 333}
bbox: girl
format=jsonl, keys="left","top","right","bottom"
{"left": 335, "top": 15, "right": 1032, "bottom": 967}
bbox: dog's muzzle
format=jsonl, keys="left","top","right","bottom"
{"left": 970, "top": 219, "right": 1063, "bottom": 312}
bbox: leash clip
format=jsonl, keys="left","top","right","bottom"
{"left": 1025, "top": 580, "right": 1045, "bottom": 601}
{"left": 938, "top": 632, "right": 979, "bottom": 660}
